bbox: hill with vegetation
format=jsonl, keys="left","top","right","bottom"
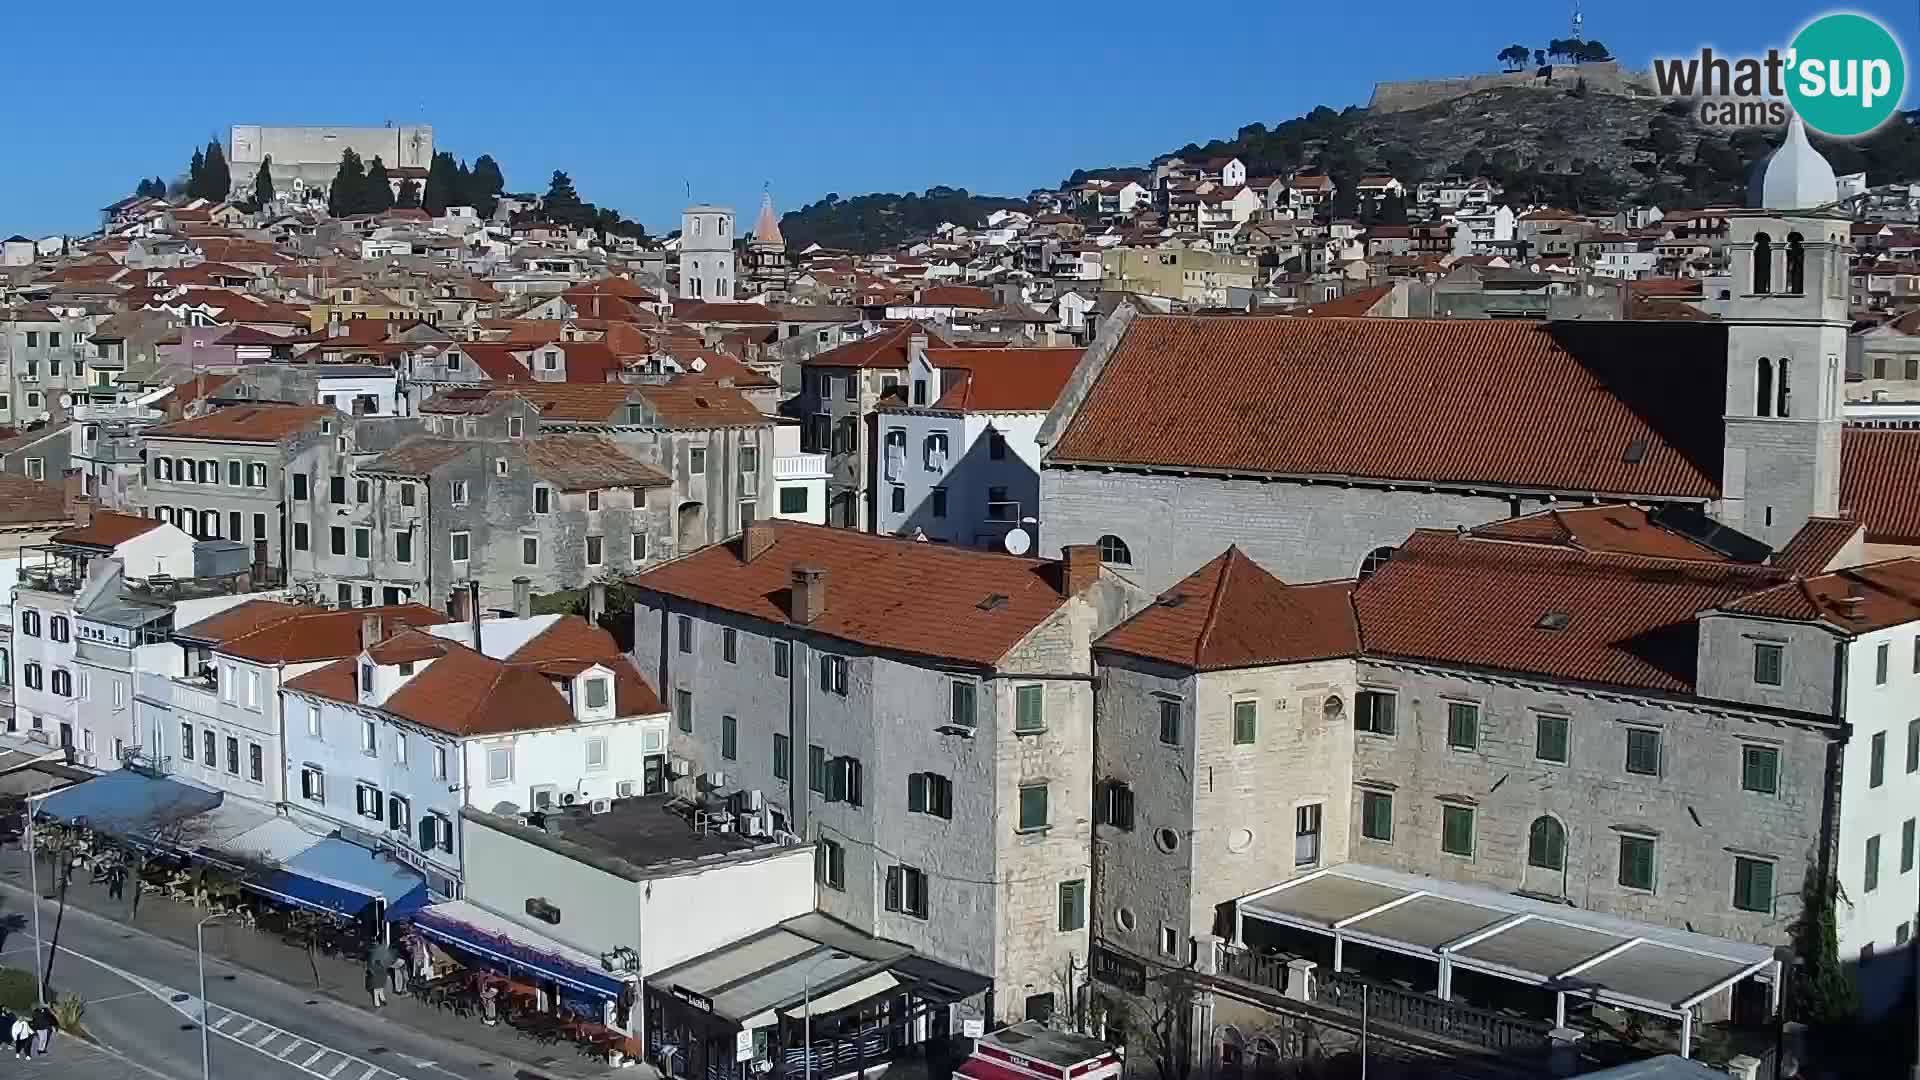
{"left": 778, "top": 187, "right": 1030, "bottom": 253}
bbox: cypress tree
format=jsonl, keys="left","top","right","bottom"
{"left": 469, "top": 154, "right": 503, "bottom": 218}
{"left": 395, "top": 180, "right": 421, "bottom": 209}
{"left": 327, "top": 148, "right": 366, "bottom": 218}
{"left": 188, "top": 148, "right": 206, "bottom": 199}
{"left": 203, "top": 138, "right": 230, "bottom": 201}
{"left": 364, "top": 156, "right": 394, "bottom": 213}
{"left": 423, "top": 151, "right": 458, "bottom": 214}
{"left": 252, "top": 157, "right": 275, "bottom": 210}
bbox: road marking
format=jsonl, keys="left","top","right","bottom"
{"left": 327, "top": 1059, "right": 349, "bottom": 1077}
{"left": 233, "top": 1018, "right": 257, "bottom": 1037}
{"left": 83, "top": 990, "right": 147, "bottom": 1004}
{"left": 278, "top": 1039, "right": 309, "bottom": 1059}
{"left": 302, "top": 1048, "right": 328, "bottom": 1067}
{"left": 358, "top": 1067, "right": 380, "bottom": 1080}
{"left": 212, "top": 1013, "right": 236, "bottom": 1030}
{"left": 255, "top": 1031, "right": 283, "bottom": 1049}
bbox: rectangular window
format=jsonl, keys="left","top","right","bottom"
{"left": 1733, "top": 857, "right": 1774, "bottom": 913}
{"left": 1355, "top": 691, "right": 1395, "bottom": 735}
{"left": 1876, "top": 642, "right": 1890, "bottom": 685}
{"left": 204, "top": 730, "right": 217, "bottom": 767}
{"left": 330, "top": 527, "right": 346, "bottom": 555}
{"left": 773, "top": 734, "right": 791, "bottom": 781}
{"left": 450, "top": 532, "right": 470, "bottom": 562}
{"left": 1158, "top": 696, "right": 1182, "bottom": 746}
{"left": 253, "top": 513, "right": 266, "bottom": 540}
{"left": 930, "top": 487, "right": 947, "bottom": 518}
{"left": 487, "top": 746, "right": 512, "bottom": 783}
{"left": 1233, "top": 699, "right": 1258, "bottom": 745}
{"left": 738, "top": 446, "right": 758, "bottom": 473}
{"left": 583, "top": 678, "right": 608, "bottom": 710}
{"left": 227, "top": 460, "right": 242, "bottom": 486}
{"left": 400, "top": 483, "right": 415, "bottom": 507}
{"left": 677, "top": 615, "right": 692, "bottom": 653}
{"left": 1098, "top": 781, "right": 1136, "bottom": 830}
{"left": 1742, "top": 745, "right": 1780, "bottom": 794}
{"left": 181, "top": 723, "right": 194, "bottom": 761}
{"left": 1865, "top": 835, "right": 1882, "bottom": 892}
{"left": 1619, "top": 835, "right": 1657, "bottom": 891}
{"left": 433, "top": 746, "right": 447, "bottom": 781}
{"left": 1909, "top": 718, "right": 1919, "bottom": 774}
{"left": 773, "top": 641, "right": 790, "bottom": 678}
{"left": 1294, "top": 803, "right": 1322, "bottom": 867}
{"left": 1441, "top": 805, "right": 1475, "bottom": 857}
{"left": 300, "top": 767, "right": 324, "bottom": 802}
{"left": 355, "top": 479, "right": 370, "bottom": 504}
{"left": 585, "top": 535, "right": 602, "bottom": 566}
{"left": 779, "top": 487, "right": 808, "bottom": 514}
{"left": 674, "top": 688, "right": 692, "bottom": 733}
{"left": 330, "top": 475, "right": 346, "bottom": 504}
{"left": 820, "top": 654, "right": 848, "bottom": 695}
{"left": 1625, "top": 728, "right": 1662, "bottom": 776}
{"left": 248, "top": 743, "right": 265, "bottom": 781}
{"left": 1446, "top": 701, "right": 1479, "bottom": 750}
{"left": 815, "top": 839, "right": 845, "bottom": 890}
{"left": 633, "top": 532, "right": 649, "bottom": 562}
{"left": 361, "top": 718, "right": 376, "bottom": 753}
{"left": 721, "top": 715, "right": 737, "bottom": 761}
{"left": 1361, "top": 791, "right": 1393, "bottom": 841}
{"left": 354, "top": 528, "right": 370, "bottom": 558}
{"left": 689, "top": 447, "right": 706, "bottom": 475}
{"left": 293, "top": 473, "right": 309, "bottom": 501}
{"left": 885, "top": 865, "right": 928, "bottom": 919}
{"left": 395, "top": 531, "right": 413, "bottom": 563}
{"left": 1535, "top": 713, "right": 1570, "bottom": 764}
{"left": 1753, "top": 643, "right": 1784, "bottom": 686}
{"left": 809, "top": 744, "right": 828, "bottom": 794}
{"left": 949, "top": 679, "right": 976, "bottom": 728}
{"left": 533, "top": 487, "right": 551, "bottom": 514}
{"left": 722, "top": 627, "right": 737, "bottom": 663}
{"left": 889, "top": 485, "right": 905, "bottom": 514}
{"left": 1015, "top": 685, "right": 1045, "bottom": 734}
{"left": 1057, "top": 880, "right": 1086, "bottom": 933}
{"left": 1901, "top": 818, "right": 1914, "bottom": 874}
{"left": 1872, "top": 731, "right": 1888, "bottom": 787}
{"left": 1018, "top": 784, "right": 1049, "bottom": 831}
{"left": 293, "top": 522, "right": 310, "bottom": 551}
{"left": 521, "top": 536, "right": 538, "bottom": 565}
{"left": 451, "top": 480, "right": 469, "bottom": 505}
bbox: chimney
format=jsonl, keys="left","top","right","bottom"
{"left": 588, "top": 581, "right": 607, "bottom": 624}
{"left": 468, "top": 580, "right": 482, "bottom": 651}
{"left": 1061, "top": 545, "right": 1100, "bottom": 598}
{"left": 513, "top": 576, "right": 532, "bottom": 619}
{"left": 359, "top": 612, "right": 385, "bottom": 651}
{"left": 62, "top": 469, "right": 92, "bottom": 529}
{"left": 742, "top": 521, "right": 777, "bottom": 563}
{"left": 790, "top": 565, "right": 827, "bottom": 625}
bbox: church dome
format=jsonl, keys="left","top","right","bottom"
{"left": 1747, "top": 114, "right": 1838, "bottom": 211}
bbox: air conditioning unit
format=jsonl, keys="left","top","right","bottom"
{"left": 560, "top": 791, "right": 578, "bottom": 807}
{"left": 616, "top": 781, "right": 635, "bottom": 798}
{"left": 746, "top": 789, "right": 765, "bottom": 812}
{"left": 705, "top": 769, "right": 727, "bottom": 789}
{"left": 530, "top": 785, "right": 556, "bottom": 810}
{"left": 741, "top": 810, "right": 770, "bottom": 839}
{"left": 669, "top": 756, "right": 693, "bottom": 777}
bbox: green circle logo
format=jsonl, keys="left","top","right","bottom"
{"left": 1787, "top": 13, "right": 1906, "bottom": 138}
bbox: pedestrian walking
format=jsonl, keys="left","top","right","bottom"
{"left": 107, "top": 864, "right": 125, "bottom": 900}
{"left": 30, "top": 1003, "right": 53, "bottom": 1055}
{"left": 366, "top": 939, "right": 392, "bottom": 1008}
{"left": 11, "top": 1012, "right": 32, "bottom": 1059}
{"left": 480, "top": 981, "right": 500, "bottom": 1026}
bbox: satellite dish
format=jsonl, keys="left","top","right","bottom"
{"left": 57, "top": 394, "right": 72, "bottom": 410}
{"left": 1003, "top": 527, "right": 1032, "bottom": 556}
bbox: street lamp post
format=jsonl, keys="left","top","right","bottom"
{"left": 801, "top": 951, "right": 852, "bottom": 1080}
{"left": 23, "top": 797, "right": 46, "bottom": 1007}
{"left": 197, "top": 912, "right": 235, "bottom": 1080}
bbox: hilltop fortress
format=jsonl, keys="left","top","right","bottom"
{"left": 1369, "top": 60, "right": 1650, "bottom": 113}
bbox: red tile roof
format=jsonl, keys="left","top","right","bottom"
{"left": 181, "top": 603, "right": 448, "bottom": 664}
{"left": 673, "top": 301, "right": 780, "bottom": 324}
{"left": 1718, "top": 558, "right": 1920, "bottom": 633}
{"left": 1298, "top": 284, "right": 1396, "bottom": 317}
{"left": 913, "top": 286, "right": 995, "bottom": 310}
{"left": 630, "top": 521, "right": 1079, "bottom": 666}
{"left": 1047, "top": 316, "right": 1724, "bottom": 499}
{"left": 922, "top": 347, "right": 1084, "bottom": 412}
{"left": 146, "top": 404, "right": 336, "bottom": 443}
{"left": 1356, "top": 528, "right": 1788, "bottom": 694}
{"left": 1841, "top": 429, "right": 1920, "bottom": 544}
{"left": 0, "top": 476, "right": 70, "bottom": 527}
{"left": 52, "top": 511, "right": 161, "bottom": 549}
{"left": 1471, "top": 505, "right": 1731, "bottom": 562}
{"left": 524, "top": 435, "right": 672, "bottom": 490}
{"left": 1773, "top": 517, "right": 1863, "bottom": 575}
{"left": 506, "top": 617, "right": 664, "bottom": 716}
{"left": 804, "top": 321, "right": 947, "bottom": 369}
{"left": 1097, "top": 548, "right": 1356, "bottom": 670}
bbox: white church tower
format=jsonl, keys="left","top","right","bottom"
{"left": 679, "top": 204, "right": 735, "bottom": 301}
{"left": 1720, "top": 115, "right": 1852, "bottom": 548}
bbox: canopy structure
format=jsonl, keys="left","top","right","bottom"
{"left": 411, "top": 899, "right": 632, "bottom": 1000}
{"left": 1234, "top": 864, "right": 1779, "bottom": 1058}
{"left": 33, "top": 770, "right": 223, "bottom": 842}
{"left": 247, "top": 838, "right": 428, "bottom": 920}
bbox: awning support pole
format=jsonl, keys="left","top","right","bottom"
{"left": 1554, "top": 991, "right": 1566, "bottom": 1029}
{"left": 1679, "top": 1009, "right": 1694, "bottom": 1059}
{"left": 1332, "top": 934, "right": 1343, "bottom": 974}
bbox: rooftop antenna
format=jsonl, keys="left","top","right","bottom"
{"left": 1570, "top": 0, "right": 1583, "bottom": 42}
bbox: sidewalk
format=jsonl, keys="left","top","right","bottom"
{"left": 7, "top": 1034, "right": 166, "bottom": 1080}
{"left": 0, "top": 844, "right": 637, "bottom": 1080}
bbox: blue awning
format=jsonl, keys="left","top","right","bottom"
{"left": 34, "top": 771, "right": 223, "bottom": 841}
{"left": 241, "top": 838, "right": 429, "bottom": 921}
{"left": 411, "top": 901, "right": 630, "bottom": 999}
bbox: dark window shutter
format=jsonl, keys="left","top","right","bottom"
{"left": 885, "top": 866, "right": 902, "bottom": 911}
{"left": 419, "top": 816, "right": 435, "bottom": 850}
{"left": 908, "top": 773, "right": 925, "bottom": 813}
{"left": 1094, "top": 781, "right": 1109, "bottom": 825}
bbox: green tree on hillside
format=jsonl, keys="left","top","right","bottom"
{"left": 201, "top": 138, "right": 230, "bottom": 200}
{"left": 1497, "top": 45, "right": 1530, "bottom": 71}
{"left": 364, "top": 156, "right": 394, "bottom": 213}
{"left": 251, "top": 157, "right": 275, "bottom": 209}
{"left": 423, "top": 151, "right": 458, "bottom": 214}
{"left": 327, "top": 148, "right": 367, "bottom": 217}
{"left": 187, "top": 148, "right": 205, "bottom": 198}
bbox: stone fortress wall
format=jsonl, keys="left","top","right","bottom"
{"left": 1368, "top": 61, "right": 1648, "bottom": 113}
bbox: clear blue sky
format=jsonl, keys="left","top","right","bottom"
{"left": 2, "top": 0, "right": 1914, "bottom": 239}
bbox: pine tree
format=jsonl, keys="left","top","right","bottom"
{"left": 423, "top": 151, "right": 458, "bottom": 214}
{"left": 203, "top": 138, "right": 230, "bottom": 201}
{"left": 364, "top": 156, "right": 395, "bottom": 213}
{"left": 188, "top": 148, "right": 206, "bottom": 199}
{"left": 327, "top": 148, "right": 367, "bottom": 218}
{"left": 252, "top": 157, "right": 275, "bottom": 210}
{"left": 396, "top": 180, "right": 421, "bottom": 209}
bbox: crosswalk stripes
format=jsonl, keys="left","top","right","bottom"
{"left": 203, "top": 1002, "right": 409, "bottom": 1080}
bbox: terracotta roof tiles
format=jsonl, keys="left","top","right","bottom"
{"left": 1773, "top": 517, "right": 1863, "bottom": 575}
{"left": 922, "top": 347, "right": 1084, "bottom": 412}
{"left": 1096, "top": 548, "right": 1356, "bottom": 671}
{"left": 1471, "top": 505, "right": 1731, "bottom": 562}
{"left": 146, "top": 404, "right": 335, "bottom": 443}
{"left": 804, "top": 321, "right": 947, "bottom": 369}
{"left": 524, "top": 435, "right": 671, "bottom": 491}
{"left": 0, "top": 476, "right": 70, "bottom": 527}
{"left": 1719, "top": 558, "right": 1920, "bottom": 633}
{"left": 1841, "top": 428, "right": 1920, "bottom": 545}
{"left": 52, "top": 511, "right": 161, "bottom": 549}
{"left": 186, "top": 604, "right": 449, "bottom": 665}
{"left": 1047, "top": 316, "right": 1724, "bottom": 499}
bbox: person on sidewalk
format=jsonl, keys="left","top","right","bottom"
{"left": 366, "top": 939, "right": 393, "bottom": 1008}
{"left": 11, "top": 1011, "right": 33, "bottom": 1059}
{"left": 479, "top": 981, "right": 500, "bottom": 1026}
{"left": 30, "top": 1003, "right": 53, "bottom": 1055}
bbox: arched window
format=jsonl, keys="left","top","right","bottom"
{"left": 1755, "top": 358, "right": 1773, "bottom": 417}
{"left": 1777, "top": 358, "right": 1791, "bottom": 418}
{"left": 1785, "top": 232, "right": 1805, "bottom": 294}
{"left": 50, "top": 668, "right": 72, "bottom": 698}
{"left": 923, "top": 432, "right": 949, "bottom": 471}
{"left": 1527, "top": 816, "right": 1566, "bottom": 871}
{"left": 1218, "top": 1027, "right": 1245, "bottom": 1079}
{"left": 48, "top": 616, "right": 69, "bottom": 644}
{"left": 1752, "top": 232, "right": 1773, "bottom": 293}
{"left": 1097, "top": 534, "right": 1132, "bottom": 565}
{"left": 1358, "top": 545, "right": 1396, "bottom": 581}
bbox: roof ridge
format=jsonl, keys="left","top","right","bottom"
{"left": 1192, "top": 548, "right": 1238, "bottom": 667}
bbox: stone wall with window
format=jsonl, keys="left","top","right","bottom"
{"left": 1347, "top": 658, "right": 1837, "bottom": 944}
{"left": 1094, "top": 653, "right": 1357, "bottom": 965}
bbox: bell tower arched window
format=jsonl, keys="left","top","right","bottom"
{"left": 1752, "top": 233, "right": 1773, "bottom": 293}
{"left": 1755, "top": 358, "right": 1773, "bottom": 417}
{"left": 1777, "top": 359, "right": 1791, "bottom": 418}
{"left": 1785, "top": 232, "right": 1805, "bottom": 294}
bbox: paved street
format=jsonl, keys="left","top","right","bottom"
{"left": 0, "top": 848, "right": 626, "bottom": 1080}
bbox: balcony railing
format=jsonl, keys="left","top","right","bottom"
{"left": 773, "top": 453, "right": 828, "bottom": 480}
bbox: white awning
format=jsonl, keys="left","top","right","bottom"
{"left": 780, "top": 972, "right": 901, "bottom": 1018}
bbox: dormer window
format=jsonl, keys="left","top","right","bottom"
{"left": 585, "top": 678, "right": 609, "bottom": 711}
{"left": 359, "top": 662, "right": 374, "bottom": 693}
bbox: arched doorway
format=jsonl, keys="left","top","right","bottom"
{"left": 676, "top": 502, "right": 705, "bottom": 553}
